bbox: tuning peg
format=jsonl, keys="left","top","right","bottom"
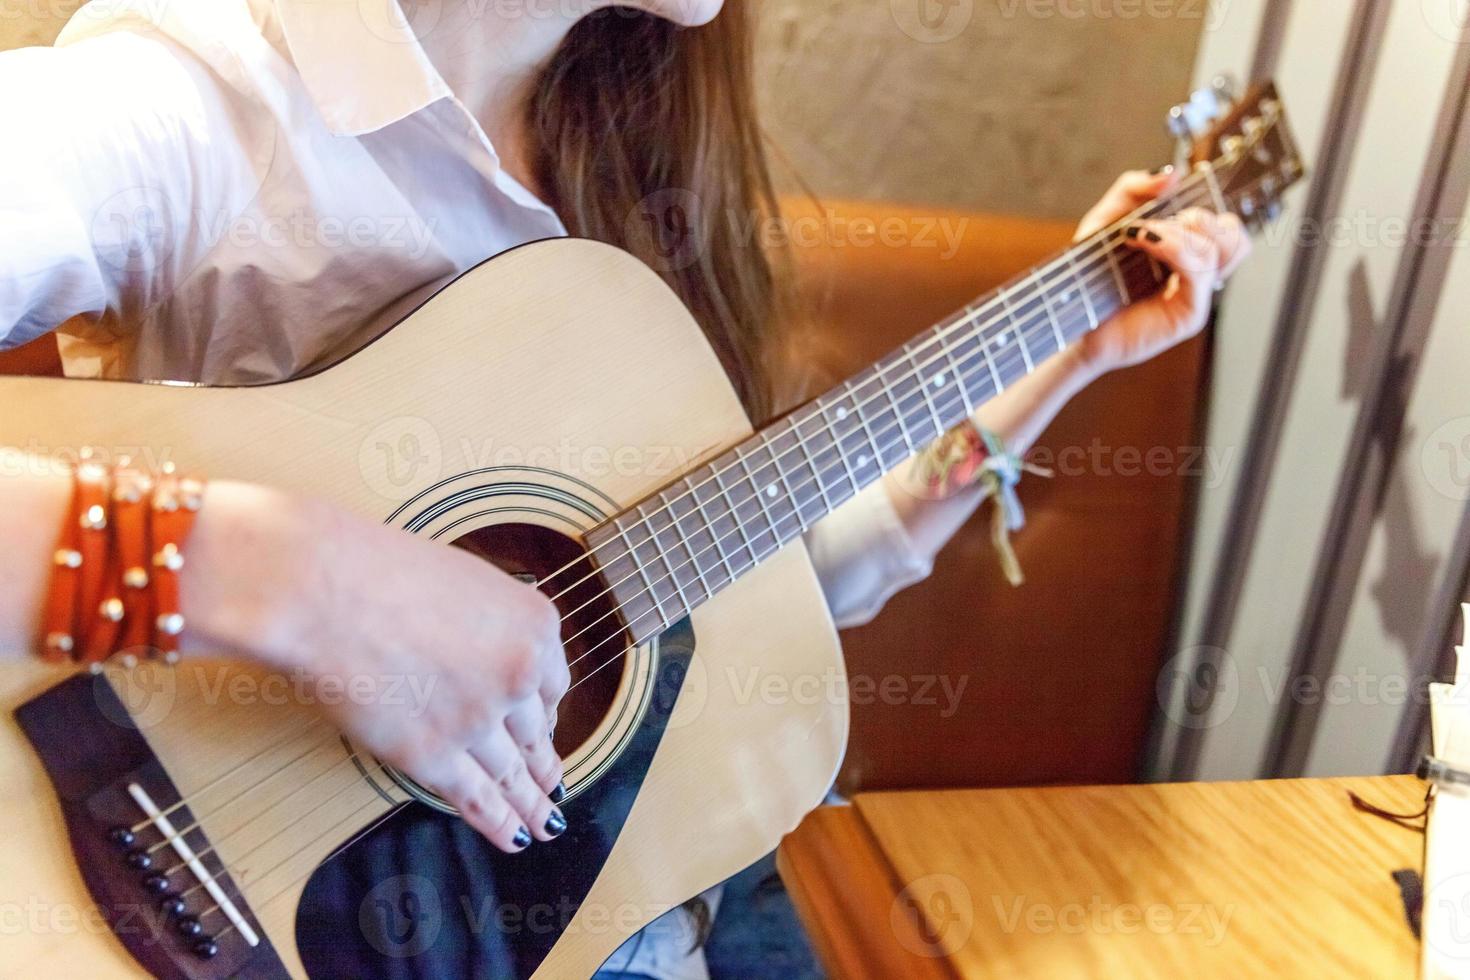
{"left": 1210, "top": 74, "right": 1240, "bottom": 105}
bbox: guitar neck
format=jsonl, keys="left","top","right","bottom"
{"left": 587, "top": 176, "right": 1228, "bottom": 637}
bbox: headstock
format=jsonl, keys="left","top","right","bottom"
{"left": 1168, "top": 78, "right": 1307, "bottom": 228}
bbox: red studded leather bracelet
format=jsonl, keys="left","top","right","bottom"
{"left": 40, "top": 451, "right": 205, "bottom": 669}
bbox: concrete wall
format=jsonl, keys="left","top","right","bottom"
{"left": 756, "top": 0, "right": 1206, "bottom": 220}
{"left": 3, "top": 1, "right": 1205, "bottom": 221}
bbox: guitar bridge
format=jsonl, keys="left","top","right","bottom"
{"left": 15, "top": 673, "right": 289, "bottom": 979}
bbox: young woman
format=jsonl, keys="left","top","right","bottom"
{"left": 0, "top": 0, "right": 1247, "bottom": 975}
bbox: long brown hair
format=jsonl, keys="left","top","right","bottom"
{"left": 525, "top": 4, "right": 786, "bottom": 423}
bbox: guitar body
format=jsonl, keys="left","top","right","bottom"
{"left": 0, "top": 238, "right": 846, "bottom": 977}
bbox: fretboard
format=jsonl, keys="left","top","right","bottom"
{"left": 586, "top": 186, "right": 1215, "bottom": 641}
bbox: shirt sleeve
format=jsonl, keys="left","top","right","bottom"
{"left": 0, "top": 29, "right": 256, "bottom": 349}
{"left": 804, "top": 479, "right": 934, "bottom": 629}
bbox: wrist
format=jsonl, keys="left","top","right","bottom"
{"left": 180, "top": 480, "right": 329, "bottom": 671}
{"left": 1068, "top": 335, "right": 1112, "bottom": 388}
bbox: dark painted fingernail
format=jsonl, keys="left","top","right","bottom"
{"left": 1145, "top": 230, "right": 1163, "bottom": 243}
{"left": 1125, "top": 225, "right": 1142, "bottom": 240}
{"left": 549, "top": 781, "right": 566, "bottom": 804}
{"left": 545, "top": 810, "right": 567, "bottom": 838}
{"left": 512, "top": 827, "right": 532, "bottom": 850}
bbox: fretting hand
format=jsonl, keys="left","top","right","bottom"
{"left": 1072, "top": 168, "right": 1252, "bottom": 377}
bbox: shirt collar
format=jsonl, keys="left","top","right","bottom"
{"left": 273, "top": 0, "right": 452, "bottom": 136}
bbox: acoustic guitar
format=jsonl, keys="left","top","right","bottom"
{"left": 0, "top": 82, "right": 1303, "bottom": 978}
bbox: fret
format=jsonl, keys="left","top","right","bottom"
{"left": 787, "top": 416, "right": 834, "bottom": 513}
{"left": 816, "top": 400, "right": 863, "bottom": 496}
{"left": 1032, "top": 269, "right": 1067, "bottom": 351}
{"left": 688, "top": 479, "right": 739, "bottom": 584}
{"left": 976, "top": 313, "right": 1006, "bottom": 393}
{"left": 618, "top": 524, "right": 672, "bottom": 627}
{"left": 904, "top": 345, "right": 946, "bottom": 443}
{"left": 735, "top": 445, "right": 784, "bottom": 546}
{"left": 874, "top": 364, "right": 918, "bottom": 455}
{"left": 710, "top": 467, "right": 760, "bottom": 571}
{"left": 758, "top": 429, "right": 810, "bottom": 532}
{"left": 843, "top": 380, "right": 887, "bottom": 482}
{"left": 938, "top": 328, "right": 975, "bottom": 415}
{"left": 659, "top": 490, "right": 714, "bottom": 601}
{"left": 1066, "top": 248, "right": 1100, "bottom": 330}
{"left": 1000, "top": 287, "right": 1035, "bottom": 373}
{"left": 637, "top": 503, "right": 695, "bottom": 611}
{"left": 1103, "top": 240, "right": 1132, "bottom": 304}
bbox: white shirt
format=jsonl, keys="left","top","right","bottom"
{"left": 0, "top": 4, "right": 931, "bottom": 970}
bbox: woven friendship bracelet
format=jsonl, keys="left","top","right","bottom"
{"left": 912, "top": 422, "right": 1052, "bottom": 586}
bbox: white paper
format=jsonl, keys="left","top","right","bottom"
{"left": 1421, "top": 605, "right": 1470, "bottom": 978}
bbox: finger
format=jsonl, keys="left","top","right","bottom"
{"left": 470, "top": 724, "right": 565, "bottom": 842}
{"left": 505, "top": 696, "right": 565, "bottom": 797}
{"left": 425, "top": 751, "right": 531, "bottom": 853}
{"left": 1122, "top": 219, "right": 1220, "bottom": 331}
{"left": 1176, "top": 207, "right": 1252, "bottom": 280}
{"left": 539, "top": 640, "right": 571, "bottom": 719}
{"left": 1075, "top": 167, "right": 1180, "bottom": 240}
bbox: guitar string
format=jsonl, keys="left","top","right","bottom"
{"left": 550, "top": 183, "right": 1223, "bottom": 668}
{"left": 110, "top": 178, "right": 1226, "bottom": 848}
{"left": 157, "top": 746, "right": 367, "bottom": 878}
{"left": 555, "top": 238, "right": 1154, "bottom": 656}
{"left": 126, "top": 713, "right": 325, "bottom": 835}
{"left": 558, "top": 255, "right": 1179, "bottom": 693}
{"left": 553, "top": 220, "right": 1154, "bottom": 634}
{"left": 532, "top": 177, "right": 1217, "bottom": 625}
{"left": 553, "top": 171, "right": 1280, "bottom": 692}
{"left": 171, "top": 750, "right": 373, "bottom": 898}
{"left": 530, "top": 166, "right": 1223, "bottom": 604}
{"left": 111, "top": 172, "right": 1264, "bottom": 875}
{"left": 143, "top": 720, "right": 339, "bottom": 853}
{"left": 207, "top": 796, "right": 414, "bottom": 943}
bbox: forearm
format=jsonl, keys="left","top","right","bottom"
{"left": 0, "top": 462, "right": 71, "bottom": 658}
{"left": 881, "top": 343, "right": 1097, "bottom": 560}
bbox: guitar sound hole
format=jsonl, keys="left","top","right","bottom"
{"left": 450, "top": 523, "right": 627, "bottom": 758}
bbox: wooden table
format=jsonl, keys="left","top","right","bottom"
{"left": 777, "top": 776, "right": 1426, "bottom": 978}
